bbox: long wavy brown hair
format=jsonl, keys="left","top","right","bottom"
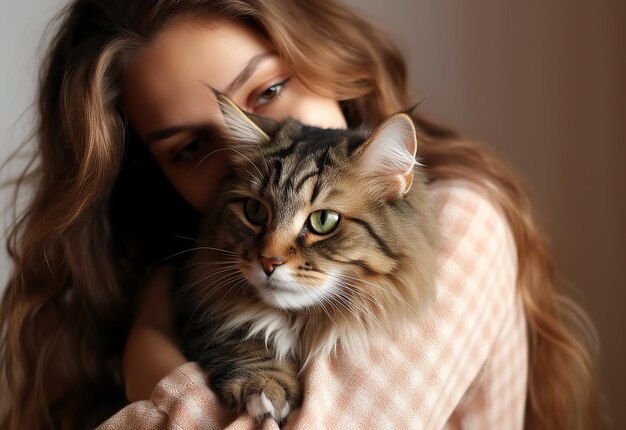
{"left": 0, "top": 0, "right": 602, "bottom": 429}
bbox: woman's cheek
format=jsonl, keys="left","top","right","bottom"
{"left": 163, "top": 154, "right": 229, "bottom": 213}
{"left": 282, "top": 91, "right": 346, "bottom": 129}
{"left": 291, "top": 99, "right": 347, "bottom": 129}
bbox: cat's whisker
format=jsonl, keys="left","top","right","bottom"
{"left": 174, "top": 265, "right": 240, "bottom": 297}
{"left": 231, "top": 279, "right": 250, "bottom": 303}
{"left": 193, "top": 246, "right": 238, "bottom": 255}
{"left": 181, "top": 263, "right": 239, "bottom": 285}
{"left": 320, "top": 291, "right": 351, "bottom": 325}
{"left": 333, "top": 280, "right": 389, "bottom": 317}
{"left": 159, "top": 246, "right": 238, "bottom": 264}
{"left": 195, "top": 274, "right": 244, "bottom": 308}
{"left": 193, "top": 147, "right": 229, "bottom": 170}
{"left": 331, "top": 294, "right": 362, "bottom": 325}
{"left": 312, "top": 294, "right": 337, "bottom": 328}
{"left": 317, "top": 299, "right": 336, "bottom": 324}
{"left": 200, "top": 260, "right": 240, "bottom": 268}
{"left": 184, "top": 256, "right": 239, "bottom": 266}
{"left": 174, "top": 235, "right": 197, "bottom": 242}
{"left": 336, "top": 281, "right": 402, "bottom": 328}
{"left": 326, "top": 290, "right": 381, "bottom": 342}
{"left": 177, "top": 260, "right": 239, "bottom": 282}
{"left": 195, "top": 266, "right": 243, "bottom": 290}
{"left": 219, "top": 278, "right": 248, "bottom": 306}
{"left": 180, "top": 266, "right": 242, "bottom": 294}
{"left": 330, "top": 286, "right": 388, "bottom": 337}
{"left": 192, "top": 148, "right": 264, "bottom": 185}
{"left": 241, "top": 168, "right": 264, "bottom": 187}
{"left": 183, "top": 259, "right": 240, "bottom": 272}
{"left": 333, "top": 272, "right": 418, "bottom": 313}
{"left": 192, "top": 273, "right": 246, "bottom": 320}
{"left": 212, "top": 276, "right": 250, "bottom": 309}
{"left": 333, "top": 279, "right": 393, "bottom": 313}
{"left": 205, "top": 280, "right": 244, "bottom": 313}
{"left": 195, "top": 147, "right": 265, "bottom": 184}
{"left": 225, "top": 147, "right": 265, "bottom": 181}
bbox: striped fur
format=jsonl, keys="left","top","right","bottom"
{"left": 174, "top": 96, "right": 439, "bottom": 422}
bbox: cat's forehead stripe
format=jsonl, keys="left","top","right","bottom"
{"left": 272, "top": 159, "right": 283, "bottom": 188}
{"left": 294, "top": 171, "right": 320, "bottom": 193}
{"left": 260, "top": 141, "right": 340, "bottom": 201}
{"left": 310, "top": 146, "right": 333, "bottom": 204}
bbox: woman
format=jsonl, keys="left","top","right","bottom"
{"left": 0, "top": 0, "right": 600, "bottom": 428}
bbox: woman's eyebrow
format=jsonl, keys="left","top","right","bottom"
{"left": 144, "top": 125, "right": 196, "bottom": 145}
{"left": 145, "top": 53, "right": 276, "bottom": 146}
{"left": 145, "top": 124, "right": 222, "bottom": 146}
{"left": 224, "top": 52, "right": 276, "bottom": 96}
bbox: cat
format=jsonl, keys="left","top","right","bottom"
{"left": 173, "top": 90, "right": 439, "bottom": 423}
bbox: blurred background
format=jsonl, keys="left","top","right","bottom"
{"left": 1, "top": 0, "right": 624, "bottom": 426}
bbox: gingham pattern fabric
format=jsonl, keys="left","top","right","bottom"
{"left": 97, "top": 180, "right": 528, "bottom": 430}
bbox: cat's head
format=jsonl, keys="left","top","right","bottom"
{"left": 203, "top": 91, "right": 433, "bottom": 313}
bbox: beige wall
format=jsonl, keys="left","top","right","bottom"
{"left": 343, "top": 0, "right": 625, "bottom": 426}
{"left": 0, "top": 0, "right": 69, "bottom": 295}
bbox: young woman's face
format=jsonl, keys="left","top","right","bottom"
{"left": 123, "top": 19, "right": 347, "bottom": 212}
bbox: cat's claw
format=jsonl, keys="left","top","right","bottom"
{"left": 280, "top": 401, "right": 291, "bottom": 419}
{"left": 246, "top": 392, "right": 290, "bottom": 422}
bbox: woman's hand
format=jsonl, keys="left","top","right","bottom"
{"left": 121, "top": 265, "right": 188, "bottom": 402}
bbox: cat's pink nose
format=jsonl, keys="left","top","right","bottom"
{"left": 259, "top": 256, "right": 285, "bottom": 277}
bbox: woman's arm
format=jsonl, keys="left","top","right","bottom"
{"left": 121, "top": 265, "right": 188, "bottom": 402}
{"left": 102, "top": 264, "right": 238, "bottom": 429}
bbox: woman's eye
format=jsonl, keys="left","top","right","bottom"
{"left": 244, "top": 198, "right": 269, "bottom": 225}
{"left": 175, "top": 139, "right": 200, "bottom": 160}
{"left": 172, "top": 138, "right": 207, "bottom": 163}
{"left": 308, "top": 210, "right": 340, "bottom": 235}
{"left": 254, "top": 78, "right": 289, "bottom": 108}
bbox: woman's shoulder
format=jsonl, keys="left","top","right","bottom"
{"left": 427, "top": 175, "right": 523, "bottom": 293}
{"left": 428, "top": 179, "right": 517, "bottom": 261}
{"left": 428, "top": 178, "right": 507, "bottom": 218}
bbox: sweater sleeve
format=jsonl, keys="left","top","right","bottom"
{"left": 95, "top": 362, "right": 234, "bottom": 430}
{"left": 97, "top": 180, "right": 527, "bottom": 430}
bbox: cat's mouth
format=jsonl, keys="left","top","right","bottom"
{"left": 242, "top": 265, "right": 339, "bottom": 310}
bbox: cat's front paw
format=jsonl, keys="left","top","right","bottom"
{"left": 217, "top": 374, "right": 300, "bottom": 423}
{"left": 246, "top": 391, "right": 291, "bottom": 422}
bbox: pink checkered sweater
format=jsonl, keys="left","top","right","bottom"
{"left": 97, "top": 180, "right": 528, "bottom": 429}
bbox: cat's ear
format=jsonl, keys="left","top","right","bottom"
{"left": 358, "top": 113, "right": 419, "bottom": 199}
{"left": 210, "top": 87, "right": 271, "bottom": 147}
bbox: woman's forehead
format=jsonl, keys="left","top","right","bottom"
{"left": 123, "top": 19, "right": 273, "bottom": 139}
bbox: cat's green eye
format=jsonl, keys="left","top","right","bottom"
{"left": 308, "top": 210, "right": 340, "bottom": 235}
{"left": 244, "top": 198, "right": 269, "bottom": 225}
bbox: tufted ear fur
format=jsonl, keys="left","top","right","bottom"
{"left": 210, "top": 87, "right": 274, "bottom": 148}
{"left": 358, "top": 113, "right": 419, "bottom": 200}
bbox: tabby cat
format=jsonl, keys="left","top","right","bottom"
{"left": 173, "top": 91, "right": 439, "bottom": 422}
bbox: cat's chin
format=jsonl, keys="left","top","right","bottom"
{"left": 257, "top": 287, "right": 324, "bottom": 310}
{"left": 245, "top": 268, "right": 339, "bottom": 311}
